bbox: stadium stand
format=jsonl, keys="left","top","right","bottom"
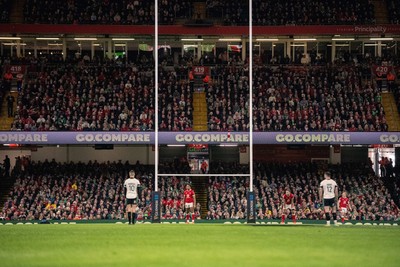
{"left": 208, "top": 64, "right": 388, "bottom": 132}
{"left": 5, "top": 0, "right": 378, "bottom": 26}
{"left": 158, "top": 68, "right": 193, "bottom": 131}
{"left": 387, "top": 0, "right": 400, "bottom": 24}
{"left": 1, "top": 159, "right": 398, "bottom": 222}
{"left": 206, "top": 0, "right": 375, "bottom": 25}
{"left": 210, "top": 1, "right": 248, "bottom": 26}
{"left": 22, "top": 0, "right": 191, "bottom": 25}
{"left": 0, "top": 160, "right": 203, "bottom": 221}
{"left": 6, "top": 57, "right": 390, "bottom": 132}
{"left": 12, "top": 61, "right": 155, "bottom": 131}
{"left": 1, "top": 160, "right": 151, "bottom": 220}
{"left": 207, "top": 162, "right": 399, "bottom": 221}
{"left": 159, "top": 0, "right": 192, "bottom": 25}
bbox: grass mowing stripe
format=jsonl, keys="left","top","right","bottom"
{"left": 0, "top": 224, "right": 399, "bottom": 267}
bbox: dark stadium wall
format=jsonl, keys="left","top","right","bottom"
{"left": 29, "top": 145, "right": 154, "bottom": 164}
{"left": 330, "top": 145, "right": 341, "bottom": 165}
{"left": 253, "top": 145, "right": 330, "bottom": 162}
{"left": 159, "top": 146, "right": 187, "bottom": 162}
{"left": 341, "top": 147, "right": 369, "bottom": 163}
{"left": 210, "top": 146, "right": 239, "bottom": 163}
{"left": 158, "top": 146, "right": 240, "bottom": 163}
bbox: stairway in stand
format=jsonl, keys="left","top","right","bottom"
{"left": 191, "top": 176, "right": 208, "bottom": 219}
{"left": 382, "top": 92, "right": 400, "bottom": 131}
{"left": 0, "top": 92, "right": 18, "bottom": 130}
{"left": 192, "top": 91, "right": 208, "bottom": 131}
{"left": 0, "top": 176, "right": 15, "bottom": 210}
{"left": 9, "top": 0, "right": 26, "bottom": 24}
{"left": 372, "top": 0, "right": 389, "bottom": 24}
{"left": 381, "top": 175, "right": 400, "bottom": 208}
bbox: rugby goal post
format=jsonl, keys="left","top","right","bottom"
{"left": 152, "top": 174, "right": 255, "bottom": 223}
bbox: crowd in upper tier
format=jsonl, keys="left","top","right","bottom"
{"left": 4, "top": 56, "right": 393, "bottom": 132}
{"left": 1, "top": 160, "right": 398, "bottom": 222}
{"left": 387, "top": 0, "right": 400, "bottom": 24}
{"left": 0, "top": 0, "right": 382, "bottom": 25}
{"left": 207, "top": 0, "right": 375, "bottom": 25}
{"left": 207, "top": 64, "right": 388, "bottom": 132}
{"left": 23, "top": 0, "right": 191, "bottom": 25}
{"left": 11, "top": 60, "right": 155, "bottom": 131}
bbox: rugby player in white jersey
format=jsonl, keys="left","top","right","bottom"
{"left": 319, "top": 171, "right": 339, "bottom": 226}
{"left": 124, "top": 170, "right": 141, "bottom": 225}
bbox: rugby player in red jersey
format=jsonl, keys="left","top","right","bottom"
{"left": 281, "top": 190, "right": 296, "bottom": 224}
{"left": 338, "top": 192, "right": 351, "bottom": 224}
{"left": 184, "top": 184, "right": 196, "bottom": 224}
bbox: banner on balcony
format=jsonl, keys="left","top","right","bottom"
{"left": 0, "top": 132, "right": 399, "bottom": 145}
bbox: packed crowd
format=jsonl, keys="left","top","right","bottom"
{"left": 12, "top": 61, "right": 155, "bottom": 131}
{"left": 0, "top": 0, "right": 10, "bottom": 23}
{"left": 0, "top": 160, "right": 200, "bottom": 221}
{"left": 1, "top": 160, "right": 398, "bottom": 222}
{"left": 207, "top": 0, "right": 375, "bottom": 25}
{"left": 10, "top": 0, "right": 400, "bottom": 26}
{"left": 206, "top": 0, "right": 248, "bottom": 26}
{"left": 158, "top": 67, "right": 193, "bottom": 131}
{"left": 206, "top": 64, "right": 250, "bottom": 131}
{"left": 207, "top": 64, "right": 388, "bottom": 132}
{"left": 23, "top": 0, "right": 190, "bottom": 25}
{"left": 1, "top": 160, "right": 151, "bottom": 220}
{"left": 158, "top": 0, "right": 192, "bottom": 25}
{"left": 10, "top": 60, "right": 390, "bottom": 132}
{"left": 252, "top": 65, "right": 387, "bottom": 131}
{"left": 207, "top": 162, "right": 399, "bottom": 221}
{"left": 253, "top": 0, "right": 375, "bottom": 26}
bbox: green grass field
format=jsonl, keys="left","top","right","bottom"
{"left": 0, "top": 224, "right": 399, "bottom": 267}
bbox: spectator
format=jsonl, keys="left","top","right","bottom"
{"left": 7, "top": 94, "right": 14, "bottom": 117}
{"left": 3, "top": 155, "right": 10, "bottom": 177}
{"left": 3, "top": 70, "right": 12, "bottom": 92}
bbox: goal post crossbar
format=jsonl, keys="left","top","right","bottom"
{"left": 156, "top": 174, "right": 251, "bottom": 177}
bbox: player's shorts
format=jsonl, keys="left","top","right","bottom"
{"left": 284, "top": 204, "right": 293, "bottom": 210}
{"left": 340, "top": 207, "right": 348, "bottom": 213}
{"left": 323, "top": 198, "right": 336, "bottom": 207}
{"left": 126, "top": 198, "right": 138, "bottom": 205}
{"left": 184, "top": 202, "right": 194, "bottom": 209}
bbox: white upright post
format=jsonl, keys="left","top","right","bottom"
{"left": 152, "top": 0, "right": 161, "bottom": 223}
{"left": 91, "top": 41, "right": 95, "bottom": 60}
{"left": 249, "top": 0, "right": 253, "bottom": 193}
{"left": 247, "top": 0, "right": 255, "bottom": 224}
{"left": 62, "top": 38, "right": 67, "bottom": 60}
{"left": 155, "top": 0, "right": 159, "bottom": 192}
{"left": 16, "top": 40, "right": 21, "bottom": 58}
